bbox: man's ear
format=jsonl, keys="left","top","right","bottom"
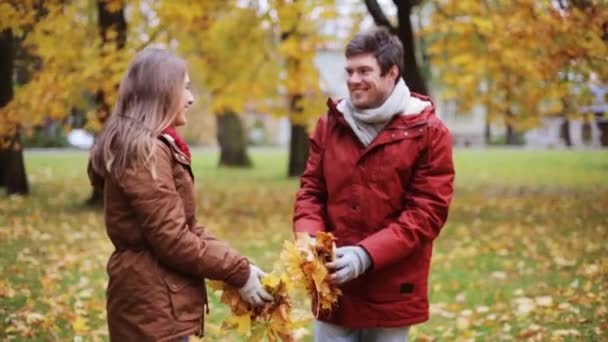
{"left": 389, "top": 65, "right": 400, "bottom": 83}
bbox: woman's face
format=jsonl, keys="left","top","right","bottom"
{"left": 173, "top": 73, "right": 194, "bottom": 127}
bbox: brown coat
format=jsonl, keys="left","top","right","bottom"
{"left": 90, "top": 135, "right": 250, "bottom": 341}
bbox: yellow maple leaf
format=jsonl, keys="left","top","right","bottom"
{"left": 282, "top": 232, "right": 342, "bottom": 315}
{"left": 226, "top": 313, "right": 251, "bottom": 336}
{"left": 211, "top": 273, "right": 295, "bottom": 341}
{"left": 71, "top": 315, "right": 89, "bottom": 333}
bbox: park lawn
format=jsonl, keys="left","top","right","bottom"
{"left": 1, "top": 149, "right": 607, "bottom": 341}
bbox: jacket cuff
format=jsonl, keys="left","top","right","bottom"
{"left": 354, "top": 246, "right": 373, "bottom": 272}
{"left": 293, "top": 218, "right": 325, "bottom": 237}
{"left": 224, "top": 259, "right": 251, "bottom": 289}
{"left": 358, "top": 227, "right": 407, "bottom": 271}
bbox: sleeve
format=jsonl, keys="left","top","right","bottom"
{"left": 120, "top": 142, "right": 250, "bottom": 288}
{"left": 293, "top": 115, "right": 329, "bottom": 237}
{"left": 359, "top": 122, "right": 455, "bottom": 270}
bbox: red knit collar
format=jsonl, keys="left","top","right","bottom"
{"left": 161, "top": 126, "right": 191, "bottom": 162}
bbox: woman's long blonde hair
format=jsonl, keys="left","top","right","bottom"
{"left": 90, "top": 48, "right": 187, "bottom": 179}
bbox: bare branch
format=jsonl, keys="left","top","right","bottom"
{"left": 364, "top": 0, "right": 397, "bottom": 33}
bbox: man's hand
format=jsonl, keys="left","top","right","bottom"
{"left": 326, "top": 246, "right": 372, "bottom": 284}
{"left": 238, "top": 265, "right": 273, "bottom": 306}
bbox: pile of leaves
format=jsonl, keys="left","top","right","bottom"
{"left": 208, "top": 273, "right": 294, "bottom": 341}
{"left": 208, "top": 232, "right": 342, "bottom": 340}
{"left": 281, "top": 232, "right": 342, "bottom": 314}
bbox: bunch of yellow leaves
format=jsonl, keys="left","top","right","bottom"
{"left": 280, "top": 232, "right": 342, "bottom": 315}
{"left": 208, "top": 273, "right": 296, "bottom": 341}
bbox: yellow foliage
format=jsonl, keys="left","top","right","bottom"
{"left": 0, "top": 0, "right": 131, "bottom": 137}
{"left": 281, "top": 232, "right": 342, "bottom": 313}
{"left": 209, "top": 272, "right": 295, "bottom": 342}
{"left": 208, "top": 232, "right": 342, "bottom": 340}
{"left": 272, "top": 0, "right": 335, "bottom": 125}
{"left": 0, "top": 0, "right": 340, "bottom": 140}
{"left": 71, "top": 315, "right": 89, "bottom": 333}
{"left": 423, "top": 0, "right": 608, "bottom": 128}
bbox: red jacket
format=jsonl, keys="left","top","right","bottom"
{"left": 294, "top": 95, "right": 455, "bottom": 328}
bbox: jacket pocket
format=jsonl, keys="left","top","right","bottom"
{"left": 363, "top": 255, "right": 426, "bottom": 304}
{"left": 162, "top": 269, "right": 205, "bottom": 322}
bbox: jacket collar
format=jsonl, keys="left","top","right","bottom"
{"left": 159, "top": 134, "right": 192, "bottom": 166}
{"left": 326, "top": 93, "right": 436, "bottom": 130}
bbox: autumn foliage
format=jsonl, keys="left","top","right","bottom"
{"left": 208, "top": 274, "right": 294, "bottom": 341}
{"left": 423, "top": 0, "right": 608, "bottom": 130}
{"left": 282, "top": 232, "right": 342, "bottom": 313}
{"left": 209, "top": 232, "right": 342, "bottom": 340}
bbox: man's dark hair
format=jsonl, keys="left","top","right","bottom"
{"left": 345, "top": 27, "right": 403, "bottom": 79}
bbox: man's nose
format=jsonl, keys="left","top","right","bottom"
{"left": 348, "top": 73, "right": 361, "bottom": 85}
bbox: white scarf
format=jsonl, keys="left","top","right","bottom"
{"left": 337, "top": 78, "right": 430, "bottom": 146}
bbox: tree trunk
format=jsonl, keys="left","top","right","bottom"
{"left": 599, "top": 121, "right": 608, "bottom": 147}
{"left": 288, "top": 123, "right": 309, "bottom": 177}
{"left": 216, "top": 111, "right": 252, "bottom": 167}
{"left": 0, "top": 29, "right": 29, "bottom": 195}
{"left": 364, "top": 0, "right": 428, "bottom": 95}
{"left": 505, "top": 110, "right": 517, "bottom": 145}
{"left": 560, "top": 118, "right": 572, "bottom": 147}
{"left": 287, "top": 95, "right": 309, "bottom": 177}
{"left": 86, "top": 1, "right": 127, "bottom": 207}
{"left": 484, "top": 119, "right": 491, "bottom": 145}
{"left": 505, "top": 124, "right": 517, "bottom": 145}
{"left": 395, "top": 1, "right": 428, "bottom": 95}
{"left": 95, "top": 0, "right": 127, "bottom": 123}
{"left": 0, "top": 133, "right": 29, "bottom": 196}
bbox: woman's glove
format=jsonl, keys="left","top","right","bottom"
{"left": 237, "top": 265, "right": 273, "bottom": 306}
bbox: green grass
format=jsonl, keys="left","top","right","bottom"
{"left": 1, "top": 148, "right": 607, "bottom": 341}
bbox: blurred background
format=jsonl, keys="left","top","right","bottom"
{"left": 0, "top": 0, "right": 607, "bottom": 341}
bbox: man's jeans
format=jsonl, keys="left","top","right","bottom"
{"left": 314, "top": 320, "right": 409, "bottom": 342}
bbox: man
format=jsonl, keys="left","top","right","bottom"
{"left": 293, "top": 27, "right": 455, "bottom": 341}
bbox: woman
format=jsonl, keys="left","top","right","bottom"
{"left": 89, "top": 48, "right": 272, "bottom": 341}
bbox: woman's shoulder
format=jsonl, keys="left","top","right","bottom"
{"left": 117, "top": 139, "right": 173, "bottom": 183}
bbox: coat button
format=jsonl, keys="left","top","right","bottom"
{"left": 391, "top": 133, "right": 395, "bottom": 138}
{"left": 404, "top": 131, "right": 409, "bottom": 136}
{"left": 351, "top": 203, "right": 359, "bottom": 211}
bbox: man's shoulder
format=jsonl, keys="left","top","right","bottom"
{"left": 316, "top": 97, "right": 342, "bottom": 127}
{"left": 407, "top": 95, "right": 449, "bottom": 135}
{"left": 427, "top": 111, "right": 450, "bottom": 134}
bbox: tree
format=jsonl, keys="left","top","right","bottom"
{"left": 0, "top": 28, "right": 29, "bottom": 195}
{"left": 0, "top": 0, "right": 57, "bottom": 196}
{"left": 216, "top": 112, "right": 252, "bottom": 167}
{"left": 86, "top": 0, "right": 128, "bottom": 207}
{"left": 272, "top": 0, "right": 330, "bottom": 177}
{"left": 158, "top": 2, "right": 281, "bottom": 167}
{"left": 423, "top": 0, "right": 608, "bottom": 144}
{"left": 364, "top": 0, "right": 428, "bottom": 95}
{"left": 0, "top": 0, "right": 150, "bottom": 197}
{"left": 0, "top": 0, "right": 338, "bottom": 187}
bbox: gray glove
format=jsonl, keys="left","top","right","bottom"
{"left": 326, "top": 246, "right": 372, "bottom": 284}
{"left": 238, "top": 265, "right": 273, "bottom": 306}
